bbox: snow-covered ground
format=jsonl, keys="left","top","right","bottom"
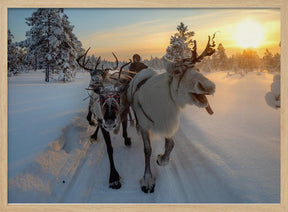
{"left": 8, "top": 70, "right": 280, "bottom": 203}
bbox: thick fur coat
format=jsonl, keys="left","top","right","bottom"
{"left": 127, "top": 63, "right": 215, "bottom": 138}
{"left": 127, "top": 69, "right": 180, "bottom": 138}
{"left": 89, "top": 92, "right": 103, "bottom": 120}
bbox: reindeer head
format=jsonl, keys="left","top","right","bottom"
{"left": 98, "top": 61, "right": 133, "bottom": 132}
{"left": 166, "top": 34, "right": 216, "bottom": 114}
{"left": 77, "top": 48, "right": 119, "bottom": 86}
{"left": 99, "top": 88, "right": 121, "bottom": 131}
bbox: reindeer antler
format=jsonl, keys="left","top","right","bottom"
{"left": 77, "top": 48, "right": 93, "bottom": 72}
{"left": 118, "top": 59, "right": 132, "bottom": 80}
{"left": 77, "top": 48, "right": 102, "bottom": 72}
{"left": 77, "top": 49, "right": 121, "bottom": 75}
{"left": 104, "top": 52, "right": 119, "bottom": 72}
{"left": 108, "top": 59, "right": 132, "bottom": 81}
{"left": 194, "top": 33, "right": 216, "bottom": 63}
{"left": 112, "top": 52, "right": 119, "bottom": 70}
{"left": 95, "top": 56, "right": 101, "bottom": 70}
{"left": 183, "top": 33, "right": 216, "bottom": 65}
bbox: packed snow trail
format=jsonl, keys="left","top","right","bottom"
{"left": 8, "top": 112, "right": 243, "bottom": 203}
{"left": 8, "top": 71, "right": 280, "bottom": 203}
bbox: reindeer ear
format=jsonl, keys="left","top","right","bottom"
{"left": 163, "top": 57, "right": 185, "bottom": 77}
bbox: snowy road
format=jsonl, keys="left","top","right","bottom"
{"left": 8, "top": 71, "right": 280, "bottom": 203}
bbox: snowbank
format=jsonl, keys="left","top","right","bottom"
{"left": 265, "top": 74, "right": 280, "bottom": 108}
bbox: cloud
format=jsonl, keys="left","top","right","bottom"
{"left": 82, "top": 19, "right": 175, "bottom": 59}
{"left": 84, "top": 19, "right": 166, "bottom": 43}
{"left": 81, "top": 9, "right": 280, "bottom": 60}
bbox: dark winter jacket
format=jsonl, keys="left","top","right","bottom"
{"left": 129, "top": 62, "right": 148, "bottom": 77}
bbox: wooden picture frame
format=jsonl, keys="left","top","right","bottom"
{"left": 0, "top": 0, "right": 287, "bottom": 211}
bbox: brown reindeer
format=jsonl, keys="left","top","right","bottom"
{"left": 77, "top": 49, "right": 132, "bottom": 189}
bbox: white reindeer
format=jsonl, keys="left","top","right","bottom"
{"left": 127, "top": 35, "right": 216, "bottom": 193}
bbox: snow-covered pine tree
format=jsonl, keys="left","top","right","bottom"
{"left": 215, "top": 43, "right": 229, "bottom": 70}
{"left": 8, "top": 30, "right": 19, "bottom": 76}
{"left": 17, "top": 47, "right": 28, "bottom": 72}
{"left": 25, "top": 9, "right": 64, "bottom": 82}
{"left": 165, "top": 22, "right": 195, "bottom": 62}
{"left": 236, "top": 49, "right": 260, "bottom": 72}
{"left": 8, "top": 29, "right": 28, "bottom": 76}
{"left": 16, "top": 37, "right": 38, "bottom": 71}
{"left": 261, "top": 49, "right": 280, "bottom": 72}
{"left": 273, "top": 53, "right": 280, "bottom": 72}
{"left": 262, "top": 49, "right": 274, "bottom": 71}
{"left": 57, "top": 14, "right": 84, "bottom": 82}
{"left": 25, "top": 9, "right": 83, "bottom": 82}
{"left": 229, "top": 54, "right": 239, "bottom": 73}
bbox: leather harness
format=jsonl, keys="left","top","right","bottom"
{"left": 130, "top": 76, "right": 154, "bottom": 124}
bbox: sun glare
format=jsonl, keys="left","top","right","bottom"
{"left": 235, "top": 20, "right": 264, "bottom": 48}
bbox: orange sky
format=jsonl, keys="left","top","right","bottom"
{"left": 9, "top": 9, "right": 280, "bottom": 60}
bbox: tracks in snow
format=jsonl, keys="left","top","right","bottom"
{"left": 10, "top": 111, "right": 243, "bottom": 203}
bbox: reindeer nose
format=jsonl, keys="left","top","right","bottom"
{"left": 197, "top": 81, "right": 215, "bottom": 94}
{"left": 197, "top": 82, "right": 204, "bottom": 91}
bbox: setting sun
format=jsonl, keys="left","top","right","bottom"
{"left": 235, "top": 20, "right": 264, "bottom": 48}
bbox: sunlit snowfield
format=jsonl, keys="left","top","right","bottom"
{"left": 8, "top": 70, "right": 280, "bottom": 203}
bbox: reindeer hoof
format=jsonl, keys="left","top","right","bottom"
{"left": 109, "top": 180, "right": 121, "bottom": 189}
{"left": 140, "top": 176, "right": 155, "bottom": 193}
{"left": 124, "top": 137, "right": 131, "bottom": 146}
{"left": 156, "top": 154, "right": 170, "bottom": 166}
{"left": 90, "top": 136, "right": 98, "bottom": 143}
{"left": 109, "top": 172, "right": 121, "bottom": 189}
{"left": 88, "top": 120, "right": 97, "bottom": 126}
{"left": 90, "top": 138, "right": 98, "bottom": 143}
{"left": 141, "top": 184, "right": 155, "bottom": 193}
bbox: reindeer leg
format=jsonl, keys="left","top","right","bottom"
{"left": 157, "top": 137, "right": 175, "bottom": 166}
{"left": 133, "top": 110, "right": 140, "bottom": 134}
{"left": 120, "top": 107, "right": 131, "bottom": 146}
{"left": 87, "top": 105, "right": 96, "bottom": 126}
{"left": 100, "top": 126, "right": 121, "bottom": 189}
{"left": 128, "top": 109, "right": 134, "bottom": 127}
{"left": 140, "top": 128, "right": 155, "bottom": 193}
{"left": 90, "top": 125, "right": 99, "bottom": 142}
{"left": 122, "top": 118, "right": 131, "bottom": 146}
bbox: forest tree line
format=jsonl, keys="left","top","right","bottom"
{"left": 8, "top": 11, "right": 280, "bottom": 83}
